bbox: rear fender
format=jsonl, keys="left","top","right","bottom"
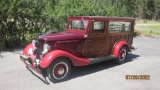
{"left": 40, "top": 50, "right": 90, "bottom": 68}
{"left": 111, "top": 40, "right": 130, "bottom": 57}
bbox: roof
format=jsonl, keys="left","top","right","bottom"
{"left": 68, "top": 16, "right": 135, "bottom": 21}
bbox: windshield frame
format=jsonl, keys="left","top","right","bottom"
{"left": 66, "top": 19, "right": 89, "bottom": 32}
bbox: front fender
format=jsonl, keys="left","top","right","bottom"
{"left": 23, "top": 43, "right": 33, "bottom": 55}
{"left": 22, "top": 43, "right": 36, "bottom": 59}
{"left": 111, "top": 40, "right": 130, "bottom": 57}
{"left": 40, "top": 50, "right": 90, "bottom": 68}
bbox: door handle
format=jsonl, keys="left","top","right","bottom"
{"left": 88, "top": 40, "right": 92, "bottom": 42}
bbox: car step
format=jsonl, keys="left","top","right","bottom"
{"left": 86, "top": 55, "right": 117, "bottom": 64}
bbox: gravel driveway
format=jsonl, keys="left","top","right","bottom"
{"left": 0, "top": 36, "right": 160, "bottom": 90}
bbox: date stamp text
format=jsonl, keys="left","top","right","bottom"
{"left": 126, "top": 75, "right": 150, "bottom": 80}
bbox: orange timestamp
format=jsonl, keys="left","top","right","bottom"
{"left": 126, "top": 75, "right": 150, "bottom": 80}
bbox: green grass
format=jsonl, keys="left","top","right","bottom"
{"left": 135, "top": 20, "right": 160, "bottom": 37}
{"left": 135, "top": 25, "right": 160, "bottom": 31}
{"left": 134, "top": 30, "right": 160, "bottom": 37}
{"left": 136, "top": 19, "right": 160, "bottom": 24}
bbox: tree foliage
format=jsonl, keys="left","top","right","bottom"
{"left": 0, "top": 0, "right": 160, "bottom": 50}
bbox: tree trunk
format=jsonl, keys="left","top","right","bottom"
{"left": 153, "top": 12, "right": 160, "bottom": 20}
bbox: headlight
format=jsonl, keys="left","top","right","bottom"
{"left": 32, "top": 40, "right": 39, "bottom": 48}
{"left": 42, "top": 43, "right": 51, "bottom": 54}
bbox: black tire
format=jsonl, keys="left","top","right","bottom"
{"left": 47, "top": 58, "right": 71, "bottom": 83}
{"left": 115, "top": 46, "right": 128, "bottom": 64}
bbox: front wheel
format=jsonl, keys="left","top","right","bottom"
{"left": 115, "top": 46, "right": 128, "bottom": 64}
{"left": 47, "top": 58, "right": 71, "bottom": 83}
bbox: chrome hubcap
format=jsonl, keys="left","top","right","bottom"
{"left": 119, "top": 49, "right": 126, "bottom": 61}
{"left": 53, "top": 62, "right": 68, "bottom": 80}
{"left": 58, "top": 68, "right": 65, "bottom": 75}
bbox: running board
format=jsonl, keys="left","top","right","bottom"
{"left": 86, "top": 55, "right": 117, "bottom": 64}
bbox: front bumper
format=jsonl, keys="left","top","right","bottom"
{"left": 20, "top": 55, "right": 42, "bottom": 74}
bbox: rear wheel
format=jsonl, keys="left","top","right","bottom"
{"left": 47, "top": 58, "right": 71, "bottom": 83}
{"left": 115, "top": 46, "right": 128, "bottom": 64}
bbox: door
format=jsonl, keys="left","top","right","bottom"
{"left": 82, "top": 20, "right": 106, "bottom": 57}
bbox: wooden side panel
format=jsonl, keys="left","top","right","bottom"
{"left": 129, "top": 34, "right": 133, "bottom": 44}
{"left": 83, "top": 39, "right": 92, "bottom": 55}
{"left": 83, "top": 37, "right": 106, "bottom": 57}
{"left": 97, "top": 38, "right": 106, "bottom": 55}
{"left": 110, "top": 36, "right": 116, "bottom": 52}
{"left": 106, "top": 33, "right": 133, "bottom": 55}
{"left": 105, "top": 36, "right": 111, "bottom": 55}
{"left": 115, "top": 35, "right": 120, "bottom": 41}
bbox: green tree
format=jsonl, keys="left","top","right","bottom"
{"left": 153, "top": 0, "right": 160, "bottom": 20}
{"left": 0, "top": 0, "right": 55, "bottom": 48}
{"left": 0, "top": 0, "right": 160, "bottom": 50}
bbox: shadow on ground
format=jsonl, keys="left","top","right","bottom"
{"left": 69, "top": 53, "right": 139, "bottom": 80}
{"left": 25, "top": 53, "right": 139, "bottom": 84}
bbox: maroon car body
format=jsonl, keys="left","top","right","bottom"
{"left": 20, "top": 16, "right": 135, "bottom": 83}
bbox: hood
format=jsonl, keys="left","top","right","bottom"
{"left": 39, "top": 30, "right": 86, "bottom": 41}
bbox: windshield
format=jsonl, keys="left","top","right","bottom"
{"left": 68, "top": 20, "right": 88, "bottom": 30}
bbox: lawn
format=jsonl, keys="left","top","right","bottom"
{"left": 135, "top": 20, "right": 160, "bottom": 37}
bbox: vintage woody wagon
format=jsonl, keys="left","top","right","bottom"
{"left": 20, "top": 16, "right": 135, "bottom": 83}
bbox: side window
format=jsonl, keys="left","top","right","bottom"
{"left": 90, "top": 21, "right": 105, "bottom": 34}
{"left": 109, "top": 21, "right": 131, "bottom": 33}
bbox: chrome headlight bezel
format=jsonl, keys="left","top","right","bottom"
{"left": 32, "top": 40, "right": 39, "bottom": 48}
{"left": 42, "top": 43, "right": 51, "bottom": 55}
